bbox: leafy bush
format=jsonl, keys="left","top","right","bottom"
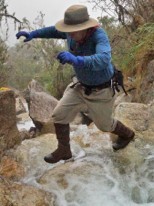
{"left": 0, "top": 38, "right": 11, "bottom": 87}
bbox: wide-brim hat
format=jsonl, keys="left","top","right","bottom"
{"left": 55, "top": 5, "right": 98, "bottom": 32}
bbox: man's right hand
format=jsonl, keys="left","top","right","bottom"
{"left": 16, "top": 31, "right": 33, "bottom": 42}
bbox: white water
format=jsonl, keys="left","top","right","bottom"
{"left": 17, "top": 121, "right": 154, "bottom": 206}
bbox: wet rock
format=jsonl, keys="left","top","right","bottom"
{"left": 0, "top": 156, "right": 24, "bottom": 180}
{"left": 38, "top": 161, "right": 108, "bottom": 190}
{"left": 147, "top": 188, "right": 154, "bottom": 203}
{"left": 14, "top": 134, "right": 58, "bottom": 175}
{"left": 147, "top": 171, "right": 154, "bottom": 182}
{"left": 147, "top": 157, "right": 154, "bottom": 170}
{"left": 131, "top": 186, "right": 144, "bottom": 204}
{"left": 112, "top": 143, "right": 144, "bottom": 173}
{"left": 0, "top": 178, "right": 55, "bottom": 206}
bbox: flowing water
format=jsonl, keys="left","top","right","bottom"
{"left": 17, "top": 120, "right": 154, "bottom": 206}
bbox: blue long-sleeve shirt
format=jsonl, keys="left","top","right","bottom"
{"left": 33, "top": 26, "right": 114, "bottom": 86}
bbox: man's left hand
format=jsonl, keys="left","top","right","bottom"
{"left": 57, "top": 51, "right": 84, "bottom": 67}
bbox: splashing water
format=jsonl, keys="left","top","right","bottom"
{"left": 18, "top": 121, "right": 154, "bottom": 206}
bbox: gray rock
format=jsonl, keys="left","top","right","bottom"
{"left": 24, "top": 79, "right": 58, "bottom": 134}
{"left": 114, "top": 102, "right": 149, "bottom": 131}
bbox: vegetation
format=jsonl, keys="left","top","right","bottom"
{"left": 7, "top": 12, "right": 74, "bottom": 99}
{"left": 121, "top": 23, "right": 154, "bottom": 73}
{"left": 91, "top": 0, "right": 154, "bottom": 100}
{"left": 0, "top": 0, "right": 21, "bottom": 87}
{"left": 0, "top": 0, "right": 153, "bottom": 100}
{"left": 88, "top": 0, "right": 153, "bottom": 30}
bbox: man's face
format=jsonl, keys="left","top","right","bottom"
{"left": 68, "top": 30, "right": 87, "bottom": 42}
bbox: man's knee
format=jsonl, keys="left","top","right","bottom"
{"left": 52, "top": 107, "right": 64, "bottom": 123}
{"left": 95, "top": 119, "right": 116, "bottom": 132}
{"left": 52, "top": 106, "right": 75, "bottom": 124}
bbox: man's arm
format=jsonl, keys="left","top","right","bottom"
{"left": 16, "top": 26, "right": 67, "bottom": 42}
{"left": 83, "top": 28, "right": 112, "bottom": 71}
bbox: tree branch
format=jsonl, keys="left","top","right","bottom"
{"left": 0, "top": 13, "right": 22, "bottom": 23}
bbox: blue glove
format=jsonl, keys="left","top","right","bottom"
{"left": 16, "top": 30, "right": 39, "bottom": 42}
{"left": 57, "top": 51, "right": 84, "bottom": 67}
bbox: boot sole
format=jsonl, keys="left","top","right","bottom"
{"left": 44, "top": 155, "right": 72, "bottom": 164}
{"left": 113, "top": 137, "right": 135, "bottom": 151}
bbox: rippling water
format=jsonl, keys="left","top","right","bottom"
{"left": 18, "top": 120, "right": 154, "bottom": 206}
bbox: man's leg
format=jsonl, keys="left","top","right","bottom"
{"left": 85, "top": 88, "right": 115, "bottom": 132}
{"left": 84, "top": 88, "right": 135, "bottom": 150}
{"left": 44, "top": 123, "right": 72, "bottom": 163}
{"left": 44, "top": 84, "right": 85, "bottom": 163}
{"left": 111, "top": 120, "right": 135, "bottom": 150}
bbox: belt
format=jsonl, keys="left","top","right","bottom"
{"left": 81, "top": 81, "right": 111, "bottom": 90}
{"left": 70, "top": 70, "right": 127, "bottom": 96}
{"left": 70, "top": 76, "right": 112, "bottom": 96}
{"left": 80, "top": 80, "right": 111, "bottom": 95}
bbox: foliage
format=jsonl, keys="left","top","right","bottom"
{"left": 0, "top": 0, "right": 22, "bottom": 87}
{"left": 8, "top": 44, "right": 41, "bottom": 89}
{"left": 38, "top": 62, "right": 73, "bottom": 99}
{"left": 4, "top": 1, "right": 154, "bottom": 100}
{"left": 0, "top": 38, "right": 11, "bottom": 86}
{"left": 98, "top": 15, "right": 118, "bottom": 37}
{"left": 8, "top": 38, "right": 73, "bottom": 98}
{"left": 116, "top": 23, "right": 154, "bottom": 73}
{"left": 7, "top": 12, "right": 74, "bottom": 98}
{"left": 98, "top": 13, "right": 154, "bottom": 74}
{"left": 98, "top": 16, "right": 129, "bottom": 69}
{"left": 97, "top": 11, "right": 154, "bottom": 101}
{"left": 88, "top": 0, "right": 154, "bottom": 31}
{"left": 0, "top": 0, "right": 21, "bottom": 34}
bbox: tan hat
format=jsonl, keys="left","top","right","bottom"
{"left": 55, "top": 5, "right": 98, "bottom": 32}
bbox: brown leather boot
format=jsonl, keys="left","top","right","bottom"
{"left": 112, "top": 121, "right": 135, "bottom": 151}
{"left": 44, "top": 123, "right": 72, "bottom": 163}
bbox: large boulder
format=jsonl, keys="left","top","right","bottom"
{"left": 24, "top": 79, "right": 58, "bottom": 134}
{"left": 114, "top": 102, "right": 154, "bottom": 144}
{"left": 0, "top": 89, "right": 20, "bottom": 158}
{"left": 140, "top": 60, "right": 154, "bottom": 104}
{"left": 114, "top": 102, "right": 149, "bottom": 131}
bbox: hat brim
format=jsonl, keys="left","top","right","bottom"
{"left": 55, "top": 18, "right": 98, "bottom": 32}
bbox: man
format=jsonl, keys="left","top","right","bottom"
{"left": 16, "top": 5, "right": 135, "bottom": 164}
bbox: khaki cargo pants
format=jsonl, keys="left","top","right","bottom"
{"left": 52, "top": 83, "right": 117, "bottom": 132}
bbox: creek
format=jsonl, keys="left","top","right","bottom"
{"left": 17, "top": 119, "right": 154, "bottom": 206}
